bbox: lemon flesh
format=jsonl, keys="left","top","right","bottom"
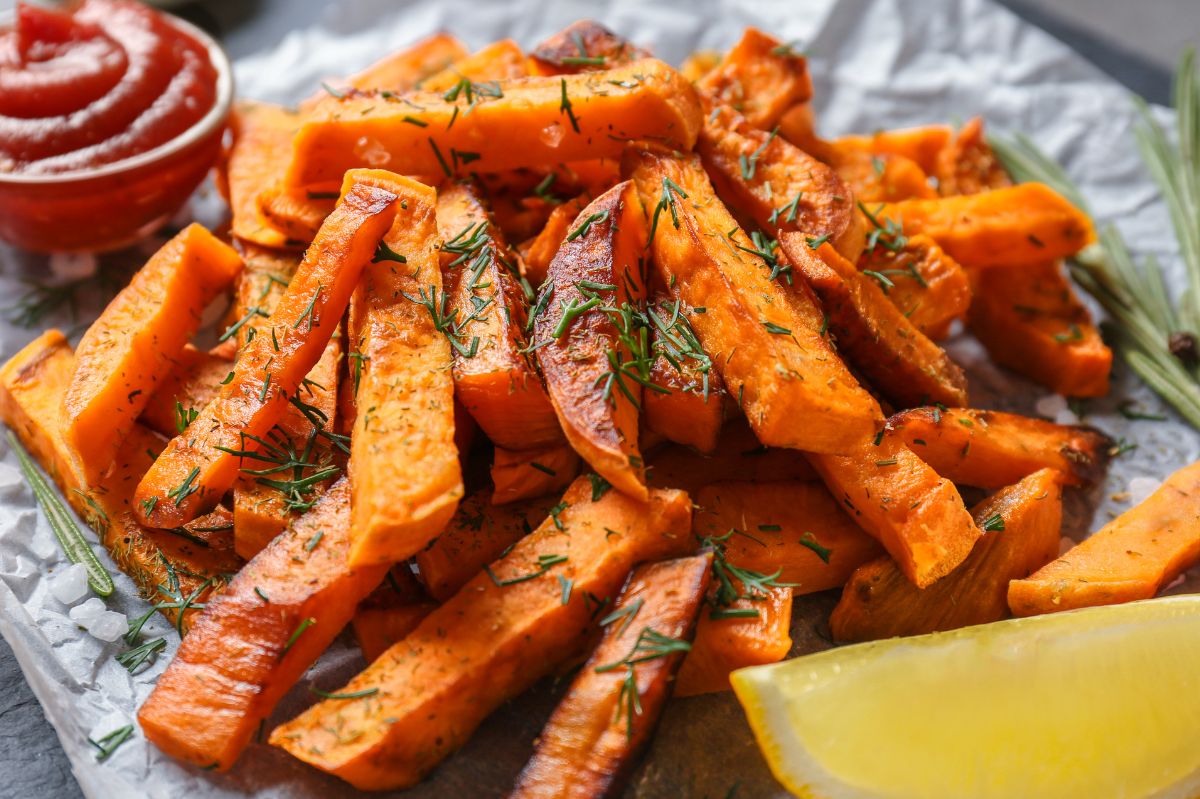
{"left": 732, "top": 596, "right": 1200, "bottom": 799}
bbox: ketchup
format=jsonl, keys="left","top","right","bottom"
{"left": 0, "top": 0, "right": 218, "bottom": 174}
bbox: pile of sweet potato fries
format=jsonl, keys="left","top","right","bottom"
{"left": 8, "top": 20, "right": 1196, "bottom": 796}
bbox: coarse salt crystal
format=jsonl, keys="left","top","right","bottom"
{"left": 86, "top": 611, "right": 127, "bottom": 643}
{"left": 68, "top": 597, "right": 106, "bottom": 625}
{"left": 50, "top": 563, "right": 89, "bottom": 605}
{"left": 1128, "top": 476, "right": 1161, "bottom": 506}
{"left": 1034, "top": 394, "right": 1067, "bottom": 419}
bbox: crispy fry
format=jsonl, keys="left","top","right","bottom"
{"left": 528, "top": 20, "right": 649, "bottom": 75}
{"left": 134, "top": 184, "right": 397, "bottom": 527}
{"left": 674, "top": 585, "right": 792, "bottom": 697}
{"left": 415, "top": 490, "right": 558, "bottom": 601}
{"left": 534, "top": 181, "right": 649, "bottom": 498}
{"left": 693, "top": 481, "right": 884, "bottom": 592}
{"left": 832, "top": 468, "right": 1063, "bottom": 642}
{"left": 873, "top": 183, "right": 1095, "bottom": 268}
{"left": 288, "top": 59, "right": 703, "bottom": 185}
{"left": 698, "top": 107, "right": 866, "bottom": 261}
{"left": 831, "top": 125, "right": 954, "bottom": 174}
{"left": 342, "top": 170, "right": 463, "bottom": 567}
{"left": 1009, "top": 460, "right": 1200, "bottom": 616}
{"left": 510, "top": 554, "right": 710, "bottom": 798}
{"left": 435, "top": 180, "right": 561, "bottom": 448}
{"left": 807, "top": 433, "right": 980, "bottom": 588}
{"left": 626, "top": 147, "right": 881, "bottom": 454}
{"left": 139, "top": 478, "right": 389, "bottom": 770}
{"left": 967, "top": 259, "right": 1112, "bottom": 397}
{"left": 784, "top": 236, "right": 969, "bottom": 408}
{"left": 140, "top": 346, "right": 234, "bottom": 438}
{"left": 934, "top": 117, "right": 1012, "bottom": 196}
{"left": 856, "top": 233, "right": 971, "bottom": 339}
{"left": 491, "top": 444, "right": 581, "bottom": 505}
{"left": 830, "top": 148, "right": 937, "bottom": 202}
{"left": 352, "top": 567, "right": 437, "bottom": 663}
{"left": 643, "top": 294, "right": 727, "bottom": 453}
{"left": 269, "top": 478, "right": 693, "bottom": 790}
{"left": 417, "top": 38, "right": 529, "bottom": 91}
{"left": 521, "top": 195, "right": 590, "bottom": 286}
{"left": 887, "top": 406, "right": 1112, "bottom": 488}
{"left": 226, "top": 101, "right": 304, "bottom": 248}
{"left": 697, "top": 29, "right": 812, "bottom": 130}
{"left": 64, "top": 224, "right": 242, "bottom": 483}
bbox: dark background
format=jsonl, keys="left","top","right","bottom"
{"left": 0, "top": 0, "right": 1192, "bottom": 797}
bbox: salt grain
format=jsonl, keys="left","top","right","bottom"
{"left": 86, "top": 611, "right": 127, "bottom": 643}
{"left": 68, "top": 597, "right": 106, "bottom": 625}
{"left": 50, "top": 563, "right": 89, "bottom": 605}
{"left": 1128, "top": 476, "right": 1161, "bottom": 506}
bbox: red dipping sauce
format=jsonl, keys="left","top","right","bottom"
{"left": 0, "top": 0, "right": 230, "bottom": 252}
{"left": 0, "top": 0, "right": 218, "bottom": 174}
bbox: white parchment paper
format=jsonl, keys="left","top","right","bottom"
{"left": 0, "top": 0, "right": 1196, "bottom": 796}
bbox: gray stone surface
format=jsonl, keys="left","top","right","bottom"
{"left": 0, "top": 1, "right": 1192, "bottom": 797}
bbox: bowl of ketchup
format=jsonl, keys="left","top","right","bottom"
{"left": 0, "top": 0, "right": 233, "bottom": 253}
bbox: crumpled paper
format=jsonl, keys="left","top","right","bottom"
{"left": 0, "top": 0, "right": 1196, "bottom": 796}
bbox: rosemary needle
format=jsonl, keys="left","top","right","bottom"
{"left": 8, "top": 432, "right": 113, "bottom": 596}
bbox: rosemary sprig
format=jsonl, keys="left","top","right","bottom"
{"left": 992, "top": 51, "right": 1200, "bottom": 428}
{"left": 8, "top": 432, "right": 113, "bottom": 596}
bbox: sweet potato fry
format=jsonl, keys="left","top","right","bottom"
{"left": 697, "top": 108, "right": 865, "bottom": 261}
{"left": 783, "top": 236, "right": 969, "bottom": 409}
{"left": 352, "top": 567, "right": 437, "bottom": 663}
{"left": 643, "top": 295, "right": 727, "bottom": 453}
{"left": 645, "top": 421, "right": 819, "bottom": 492}
{"left": 967, "top": 259, "right": 1112, "bottom": 397}
{"left": 674, "top": 585, "right": 792, "bottom": 697}
{"left": 521, "top": 196, "right": 590, "bottom": 286}
{"left": 64, "top": 224, "right": 242, "bottom": 483}
{"left": 269, "top": 477, "right": 694, "bottom": 791}
{"left": 256, "top": 184, "right": 337, "bottom": 244}
{"left": 829, "top": 148, "right": 937, "bottom": 202}
{"left": 437, "top": 180, "right": 561, "bottom": 449}
{"left": 225, "top": 244, "right": 341, "bottom": 559}
{"left": 626, "top": 147, "right": 880, "bottom": 454}
{"left": 528, "top": 20, "right": 649, "bottom": 75}
{"left": 225, "top": 243, "right": 301, "bottom": 350}
{"left": 1, "top": 331, "right": 239, "bottom": 634}
{"left": 134, "top": 183, "right": 398, "bottom": 527}
{"left": 415, "top": 490, "right": 559, "bottom": 601}
{"left": 693, "top": 480, "right": 885, "bottom": 593}
{"left": 1009, "top": 460, "right": 1200, "bottom": 616}
{"left": 873, "top": 183, "right": 1095, "bottom": 268}
{"left": 697, "top": 29, "right": 811, "bottom": 130}
{"left": 887, "top": 406, "right": 1112, "bottom": 488}
{"left": 510, "top": 554, "right": 710, "bottom": 798}
{"left": 417, "top": 38, "right": 529, "bottom": 92}
{"left": 342, "top": 170, "right": 463, "bottom": 567}
{"left": 832, "top": 468, "right": 1063, "bottom": 642}
{"left": 856, "top": 233, "right": 971, "bottom": 339}
{"left": 934, "top": 117, "right": 1012, "bottom": 196}
{"left": 680, "top": 50, "right": 722, "bottom": 82}
{"left": 139, "top": 346, "right": 234, "bottom": 438}
{"left": 287, "top": 59, "right": 703, "bottom": 186}
{"left": 491, "top": 444, "right": 581, "bottom": 505}
{"left": 831, "top": 125, "right": 954, "bottom": 174}
{"left": 232, "top": 333, "right": 341, "bottom": 560}
{"left": 138, "top": 478, "right": 390, "bottom": 771}
{"left": 807, "top": 433, "right": 980, "bottom": 588}
{"left": 534, "top": 181, "right": 649, "bottom": 498}
{"left": 226, "top": 101, "right": 304, "bottom": 249}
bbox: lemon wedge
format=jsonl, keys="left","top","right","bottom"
{"left": 731, "top": 596, "right": 1200, "bottom": 799}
